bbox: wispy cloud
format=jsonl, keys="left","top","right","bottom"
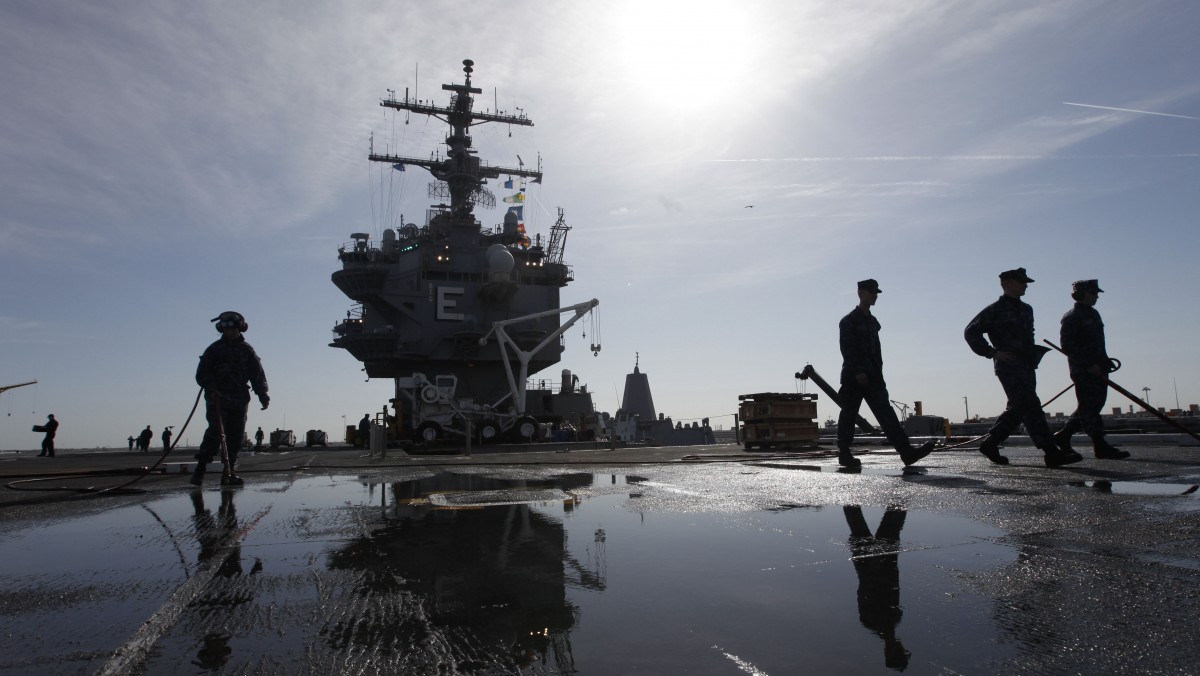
{"left": 1021, "top": 113, "right": 1116, "bottom": 128}
{"left": 0, "top": 316, "right": 46, "bottom": 332}
{"left": 656, "top": 195, "right": 685, "bottom": 214}
{"left": 0, "top": 219, "right": 104, "bottom": 261}
{"left": 777, "top": 181, "right": 961, "bottom": 198}
{"left": 0, "top": 315, "right": 58, "bottom": 344}
{"left": 934, "top": 2, "right": 1083, "bottom": 65}
{"left": 0, "top": 3, "right": 387, "bottom": 242}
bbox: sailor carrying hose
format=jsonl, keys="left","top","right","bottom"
{"left": 965, "top": 268, "right": 1081, "bottom": 468}
{"left": 191, "top": 311, "right": 270, "bottom": 487}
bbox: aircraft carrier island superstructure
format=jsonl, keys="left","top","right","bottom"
{"left": 331, "top": 60, "right": 598, "bottom": 444}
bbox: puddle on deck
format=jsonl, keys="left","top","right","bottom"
{"left": 1071, "top": 479, "right": 1200, "bottom": 496}
{"left": 3, "top": 472, "right": 1027, "bottom": 674}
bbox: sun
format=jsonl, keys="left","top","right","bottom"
{"left": 604, "top": 1, "right": 763, "bottom": 113}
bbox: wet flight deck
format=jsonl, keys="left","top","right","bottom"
{"left": 2, "top": 441, "right": 1199, "bottom": 674}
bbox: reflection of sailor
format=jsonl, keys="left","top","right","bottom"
{"left": 189, "top": 488, "right": 260, "bottom": 666}
{"left": 844, "top": 505, "right": 910, "bottom": 671}
{"left": 190, "top": 489, "right": 244, "bottom": 576}
{"left": 190, "top": 490, "right": 219, "bottom": 564}
{"left": 188, "top": 489, "right": 246, "bottom": 670}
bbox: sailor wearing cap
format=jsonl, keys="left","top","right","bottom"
{"left": 835, "top": 279, "right": 936, "bottom": 468}
{"left": 964, "top": 268, "right": 1082, "bottom": 467}
{"left": 1055, "top": 280, "right": 1130, "bottom": 459}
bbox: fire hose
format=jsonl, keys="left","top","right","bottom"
{"left": 207, "top": 390, "right": 235, "bottom": 482}
{"left": 4, "top": 387, "right": 206, "bottom": 498}
{"left": 794, "top": 364, "right": 880, "bottom": 435}
{"left": 1044, "top": 339, "right": 1200, "bottom": 444}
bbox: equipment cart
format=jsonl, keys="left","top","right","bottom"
{"left": 739, "top": 392, "right": 819, "bottom": 451}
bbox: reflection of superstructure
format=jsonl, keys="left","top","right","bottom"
{"left": 328, "top": 473, "right": 601, "bottom": 672}
{"left": 330, "top": 60, "right": 598, "bottom": 443}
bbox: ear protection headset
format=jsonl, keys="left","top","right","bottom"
{"left": 212, "top": 311, "right": 249, "bottom": 333}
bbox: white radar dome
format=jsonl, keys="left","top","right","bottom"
{"left": 487, "top": 244, "right": 515, "bottom": 280}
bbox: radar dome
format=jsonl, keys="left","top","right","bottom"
{"left": 503, "top": 210, "right": 519, "bottom": 236}
{"left": 487, "top": 244, "right": 515, "bottom": 281}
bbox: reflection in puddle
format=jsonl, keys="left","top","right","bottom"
{"left": 316, "top": 473, "right": 1016, "bottom": 673}
{"left": 1, "top": 472, "right": 1019, "bottom": 674}
{"left": 1073, "top": 480, "right": 1200, "bottom": 496}
{"left": 425, "top": 487, "right": 574, "bottom": 508}
{"left": 845, "top": 505, "right": 910, "bottom": 670}
{"left": 323, "top": 474, "right": 594, "bottom": 673}
{"left": 746, "top": 462, "right": 929, "bottom": 478}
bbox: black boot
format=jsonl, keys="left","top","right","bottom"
{"left": 900, "top": 440, "right": 936, "bottom": 467}
{"left": 1042, "top": 442, "right": 1083, "bottom": 468}
{"left": 1053, "top": 419, "right": 1081, "bottom": 452}
{"left": 837, "top": 449, "right": 862, "bottom": 468}
{"left": 220, "top": 473, "right": 245, "bottom": 487}
{"left": 190, "top": 462, "right": 207, "bottom": 486}
{"left": 1092, "top": 437, "right": 1130, "bottom": 460}
{"left": 978, "top": 436, "right": 1009, "bottom": 465}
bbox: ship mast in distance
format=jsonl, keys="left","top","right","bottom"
{"left": 369, "top": 59, "right": 542, "bottom": 222}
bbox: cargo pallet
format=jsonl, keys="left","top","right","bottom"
{"left": 738, "top": 392, "right": 820, "bottom": 451}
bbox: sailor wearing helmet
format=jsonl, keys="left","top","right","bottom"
{"left": 191, "top": 311, "right": 269, "bottom": 486}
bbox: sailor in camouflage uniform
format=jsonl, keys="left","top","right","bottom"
{"left": 1055, "top": 280, "right": 1130, "bottom": 459}
{"left": 964, "top": 268, "right": 1081, "bottom": 467}
{"left": 836, "top": 279, "right": 935, "bottom": 468}
{"left": 190, "top": 311, "right": 270, "bottom": 486}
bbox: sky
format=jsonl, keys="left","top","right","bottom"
{"left": 2, "top": 0, "right": 1199, "bottom": 450}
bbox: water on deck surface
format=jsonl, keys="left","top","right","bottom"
{"left": 3, "top": 453, "right": 1200, "bottom": 674}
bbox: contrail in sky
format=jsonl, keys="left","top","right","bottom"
{"left": 562, "top": 153, "right": 1200, "bottom": 167}
{"left": 1063, "top": 101, "right": 1200, "bottom": 120}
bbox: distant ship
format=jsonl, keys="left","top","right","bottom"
{"left": 330, "top": 60, "right": 599, "bottom": 444}
{"left": 613, "top": 355, "right": 715, "bottom": 446}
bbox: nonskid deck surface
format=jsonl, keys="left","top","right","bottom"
{"left": 2, "top": 442, "right": 1199, "bottom": 674}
